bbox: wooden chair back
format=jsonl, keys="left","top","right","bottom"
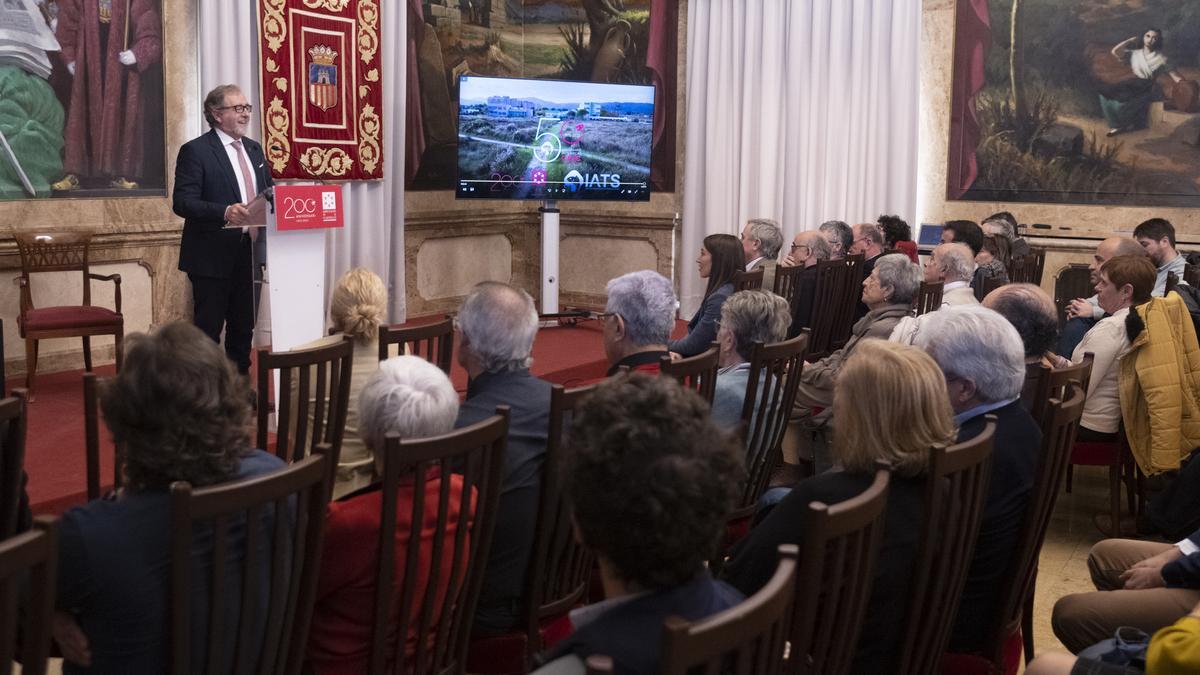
{"left": 518, "top": 385, "right": 597, "bottom": 661}
{"left": 895, "top": 419, "right": 997, "bottom": 675}
{"left": 1053, "top": 264, "right": 1093, "bottom": 327}
{"left": 660, "top": 545, "right": 799, "bottom": 675}
{"left": 773, "top": 264, "right": 808, "bottom": 308}
{"left": 170, "top": 449, "right": 330, "bottom": 675}
{"left": 1185, "top": 263, "right": 1200, "bottom": 288}
{"left": 660, "top": 345, "right": 720, "bottom": 404}
{"left": 735, "top": 332, "right": 810, "bottom": 518}
{"left": 0, "top": 391, "right": 28, "bottom": 539}
{"left": 1008, "top": 247, "right": 1046, "bottom": 285}
{"left": 830, "top": 253, "right": 866, "bottom": 351}
{"left": 913, "top": 281, "right": 944, "bottom": 316}
{"left": 788, "top": 468, "right": 891, "bottom": 675}
{"left": 83, "top": 373, "right": 123, "bottom": 501}
{"left": 981, "top": 383, "right": 1085, "bottom": 667}
{"left": 0, "top": 516, "right": 58, "bottom": 675}
{"left": 734, "top": 268, "right": 765, "bottom": 291}
{"left": 256, "top": 337, "right": 354, "bottom": 477}
{"left": 974, "top": 275, "right": 1007, "bottom": 302}
{"left": 1024, "top": 353, "right": 1094, "bottom": 428}
{"left": 378, "top": 317, "right": 455, "bottom": 374}
{"left": 13, "top": 230, "right": 96, "bottom": 305}
{"left": 369, "top": 409, "right": 509, "bottom": 675}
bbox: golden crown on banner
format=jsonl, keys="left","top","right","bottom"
{"left": 308, "top": 45, "right": 338, "bottom": 65}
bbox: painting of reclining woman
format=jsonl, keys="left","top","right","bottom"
{"left": 948, "top": 0, "right": 1200, "bottom": 207}
{"left": 0, "top": 0, "right": 165, "bottom": 200}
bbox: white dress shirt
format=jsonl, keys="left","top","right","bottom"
{"left": 214, "top": 127, "right": 257, "bottom": 204}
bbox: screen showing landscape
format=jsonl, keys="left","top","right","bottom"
{"left": 456, "top": 76, "right": 655, "bottom": 201}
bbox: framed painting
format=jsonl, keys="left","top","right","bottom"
{"left": 948, "top": 0, "right": 1200, "bottom": 207}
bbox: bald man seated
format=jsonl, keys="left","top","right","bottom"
{"left": 1057, "top": 236, "right": 1147, "bottom": 357}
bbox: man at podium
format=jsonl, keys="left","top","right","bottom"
{"left": 172, "top": 84, "right": 273, "bottom": 374}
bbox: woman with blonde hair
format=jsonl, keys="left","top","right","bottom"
{"left": 724, "top": 339, "right": 955, "bottom": 673}
{"left": 290, "top": 267, "right": 389, "bottom": 498}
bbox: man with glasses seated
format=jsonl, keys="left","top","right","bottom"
{"left": 173, "top": 84, "right": 273, "bottom": 375}
{"left": 849, "top": 222, "right": 887, "bottom": 320}
{"left": 780, "top": 231, "right": 830, "bottom": 338}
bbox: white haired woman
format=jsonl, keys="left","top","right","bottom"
{"left": 711, "top": 290, "right": 792, "bottom": 431}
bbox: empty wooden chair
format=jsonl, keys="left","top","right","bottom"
{"left": 914, "top": 281, "right": 944, "bottom": 316}
{"left": 378, "top": 316, "right": 455, "bottom": 373}
{"left": 256, "top": 337, "right": 353, "bottom": 478}
{"left": 895, "top": 418, "right": 996, "bottom": 675}
{"left": 1053, "top": 264, "right": 1093, "bottom": 327}
{"left": 0, "top": 515, "right": 58, "bottom": 675}
{"left": 942, "top": 383, "right": 1085, "bottom": 673}
{"left": 170, "top": 450, "right": 330, "bottom": 675}
{"left": 468, "top": 386, "right": 597, "bottom": 673}
{"left": 734, "top": 268, "right": 765, "bottom": 291}
{"left": 974, "top": 275, "right": 1007, "bottom": 302}
{"left": 788, "top": 468, "right": 890, "bottom": 675}
{"left": 14, "top": 230, "right": 124, "bottom": 397}
{"left": 661, "top": 545, "right": 799, "bottom": 675}
{"left": 660, "top": 345, "right": 719, "bottom": 404}
{"left": 773, "top": 264, "right": 808, "bottom": 307}
{"left": 0, "top": 391, "right": 28, "bottom": 538}
{"left": 82, "top": 372, "right": 123, "bottom": 501}
{"left": 367, "top": 409, "right": 509, "bottom": 675}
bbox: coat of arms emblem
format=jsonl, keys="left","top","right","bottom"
{"left": 307, "top": 45, "right": 338, "bottom": 111}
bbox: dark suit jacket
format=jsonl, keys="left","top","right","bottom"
{"left": 173, "top": 129, "right": 273, "bottom": 279}
{"left": 949, "top": 399, "right": 1042, "bottom": 652}
{"left": 854, "top": 252, "right": 884, "bottom": 321}
{"left": 787, "top": 265, "right": 819, "bottom": 339}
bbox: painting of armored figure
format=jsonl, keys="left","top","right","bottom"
{"left": 408, "top": 0, "right": 678, "bottom": 192}
{"left": 0, "top": 0, "right": 165, "bottom": 200}
{"left": 949, "top": 0, "right": 1200, "bottom": 207}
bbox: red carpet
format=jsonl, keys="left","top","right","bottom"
{"left": 11, "top": 317, "right": 687, "bottom": 517}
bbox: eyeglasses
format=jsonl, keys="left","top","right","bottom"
{"left": 790, "top": 244, "right": 810, "bottom": 253}
{"left": 217, "top": 104, "right": 253, "bottom": 114}
{"left": 595, "top": 311, "right": 620, "bottom": 322}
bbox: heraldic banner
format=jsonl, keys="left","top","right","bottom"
{"left": 257, "top": 0, "right": 383, "bottom": 180}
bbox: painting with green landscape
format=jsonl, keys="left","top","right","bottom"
{"left": 949, "top": 0, "right": 1200, "bottom": 207}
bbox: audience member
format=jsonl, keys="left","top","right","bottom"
{"left": 454, "top": 281, "right": 553, "bottom": 636}
{"left": 1033, "top": 598, "right": 1200, "bottom": 675}
{"left": 740, "top": 218, "right": 783, "bottom": 291}
{"left": 942, "top": 219, "right": 984, "bottom": 256}
{"left": 307, "top": 356, "right": 462, "bottom": 674}
{"left": 535, "top": 374, "right": 745, "bottom": 673}
{"left": 878, "top": 214, "right": 918, "bottom": 263}
{"left": 983, "top": 211, "right": 1030, "bottom": 258}
{"left": 983, "top": 283, "right": 1060, "bottom": 363}
{"left": 850, "top": 222, "right": 887, "bottom": 320}
{"left": 1134, "top": 217, "right": 1188, "bottom": 295}
{"left": 52, "top": 322, "right": 286, "bottom": 673}
{"left": 289, "top": 267, "right": 388, "bottom": 499}
{"left": 889, "top": 242, "right": 979, "bottom": 345}
{"left": 820, "top": 220, "right": 853, "bottom": 260}
{"left": 914, "top": 305, "right": 1043, "bottom": 652}
{"left": 669, "top": 234, "right": 740, "bottom": 357}
{"left": 1071, "top": 255, "right": 1155, "bottom": 442}
{"left": 781, "top": 231, "right": 830, "bottom": 338}
{"left": 726, "top": 339, "right": 955, "bottom": 672}
{"left": 711, "top": 290, "right": 793, "bottom": 431}
{"left": 1052, "top": 525, "right": 1200, "bottom": 655}
{"left": 977, "top": 234, "right": 1011, "bottom": 285}
{"left": 600, "top": 270, "right": 677, "bottom": 375}
{"left": 1058, "top": 237, "right": 1149, "bottom": 357}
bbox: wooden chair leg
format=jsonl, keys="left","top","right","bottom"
{"left": 1108, "top": 463, "right": 1121, "bottom": 537}
{"left": 114, "top": 329, "right": 124, "bottom": 371}
{"left": 82, "top": 335, "right": 92, "bottom": 371}
{"left": 1065, "top": 463, "right": 1073, "bottom": 493}
{"left": 23, "top": 337, "right": 37, "bottom": 397}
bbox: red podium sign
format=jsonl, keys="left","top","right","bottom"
{"left": 274, "top": 184, "right": 344, "bottom": 230}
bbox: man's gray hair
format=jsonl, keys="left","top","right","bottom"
{"left": 857, "top": 223, "right": 884, "bottom": 247}
{"left": 914, "top": 305, "right": 1025, "bottom": 403}
{"left": 720, "top": 290, "right": 792, "bottom": 361}
{"left": 457, "top": 281, "right": 539, "bottom": 373}
{"left": 203, "top": 84, "right": 242, "bottom": 126}
{"left": 936, "top": 243, "right": 976, "bottom": 283}
{"left": 358, "top": 355, "right": 460, "bottom": 452}
{"left": 874, "top": 253, "right": 921, "bottom": 305}
{"left": 746, "top": 218, "right": 784, "bottom": 259}
{"left": 982, "top": 218, "right": 1016, "bottom": 241}
{"left": 819, "top": 220, "right": 853, "bottom": 253}
{"left": 606, "top": 270, "right": 677, "bottom": 346}
{"left": 801, "top": 232, "right": 831, "bottom": 262}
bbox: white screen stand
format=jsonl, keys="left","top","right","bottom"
{"left": 540, "top": 200, "right": 560, "bottom": 314}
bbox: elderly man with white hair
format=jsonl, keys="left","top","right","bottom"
{"left": 454, "top": 281, "right": 553, "bottom": 636}
{"left": 889, "top": 242, "right": 980, "bottom": 344}
{"left": 599, "top": 270, "right": 678, "bottom": 376}
{"left": 741, "top": 218, "right": 784, "bottom": 290}
{"left": 914, "top": 305, "right": 1043, "bottom": 654}
{"left": 711, "top": 290, "right": 793, "bottom": 431}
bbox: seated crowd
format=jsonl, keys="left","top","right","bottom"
{"left": 20, "top": 213, "right": 1200, "bottom": 675}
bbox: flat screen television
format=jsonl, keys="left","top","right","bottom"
{"left": 456, "top": 75, "right": 655, "bottom": 201}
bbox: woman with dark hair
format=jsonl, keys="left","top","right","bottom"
{"left": 51, "top": 322, "right": 287, "bottom": 673}
{"left": 878, "top": 214, "right": 918, "bottom": 263}
{"left": 1100, "top": 28, "right": 1183, "bottom": 136}
{"left": 669, "top": 233, "right": 741, "bottom": 357}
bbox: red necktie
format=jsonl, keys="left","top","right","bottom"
{"left": 232, "top": 140, "right": 258, "bottom": 240}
